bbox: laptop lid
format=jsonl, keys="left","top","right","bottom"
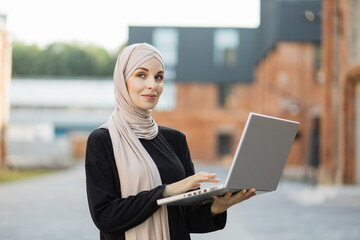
{"left": 224, "top": 112, "right": 299, "bottom": 192}
{"left": 157, "top": 112, "right": 299, "bottom": 206}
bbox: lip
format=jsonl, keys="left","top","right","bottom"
{"left": 142, "top": 94, "right": 157, "bottom": 100}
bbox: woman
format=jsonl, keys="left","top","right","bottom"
{"left": 85, "top": 43, "right": 256, "bottom": 240}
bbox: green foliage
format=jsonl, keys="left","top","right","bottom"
{"left": 12, "top": 41, "right": 125, "bottom": 77}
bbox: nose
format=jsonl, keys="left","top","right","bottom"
{"left": 146, "top": 76, "right": 156, "bottom": 89}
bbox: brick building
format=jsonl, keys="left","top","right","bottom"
{"left": 320, "top": 0, "right": 360, "bottom": 184}
{"left": 0, "top": 15, "right": 12, "bottom": 169}
{"left": 129, "top": 0, "right": 322, "bottom": 171}
{"left": 253, "top": 0, "right": 322, "bottom": 180}
{"left": 130, "top": 26, "right": 259, "bottom": 162}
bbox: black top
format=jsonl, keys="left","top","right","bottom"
{"left": 85, "top": 126, "right": 227, "bottom": 240}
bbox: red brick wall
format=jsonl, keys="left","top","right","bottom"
{"left": 153, "top": 42, "right": 322, "bottom": 171}
{"left": 320, "top": 0, "right": 360, "bottom": 184}
{"left": 153, "top": 83, "right": 251, "bottom": 163}
{"left": 254, "top": 42, "right": 322, "bottom": 169}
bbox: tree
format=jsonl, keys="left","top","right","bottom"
{"left": 12, "top": 41, "right": 125, "bottom": 77}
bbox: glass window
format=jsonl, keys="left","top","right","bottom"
{"left": 152, "top": 28, "right": 178, "bottom": 111}
{"left": 214, "top": 29, "right": 240, "bottom": 67}
{"left": 152, "top": 28, "right": 179, "bottom": 69}
{"left": 314, "top": 44, "right": 322, "bottom": 71}
{"left": 217, "top": 133, "right": 233, "bottom": 157}
{"left": 218, "top": 83, "right": 233, "bottom": 107}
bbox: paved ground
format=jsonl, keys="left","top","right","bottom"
{"left": 0, "top": 163, "right": 359, "bottom": 240}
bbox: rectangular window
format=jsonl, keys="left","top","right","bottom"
{"left": 152, "top": 28, "right": 179, "bottom": 111}
{"left": 314, "top": 44, "right": 321, "bottom": 71}
{"left": 214, "top": 29, "right": 240, "bottom": 68}
{"left": 218, "top": 83, "right": 233, "bottom": 107}
{"left": 152, "top": 28, "right": 179, "bottom": 69}
{"left": 217, "top": 133, "right": 233, "bottom": 157}
{"left": 314, "top": 44, "right": 324, "bottom": 84}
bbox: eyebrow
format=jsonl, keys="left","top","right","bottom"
{"left": 136, "top": 67, "right": 149, "bottom": 72}
{"left": 135, "top": 67, "right": 164, "bottom": 74}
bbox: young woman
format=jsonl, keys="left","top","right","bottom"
{"left": 85, "top": 43, "right": 255, "bottom": 240}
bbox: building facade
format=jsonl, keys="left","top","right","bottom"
{"left": 253, "top": 0, "right": 322, "bottom": 181}
{"left": 128, "top": 0, "right": 322, "bottom": 172}
{"left": 321, "top": 0, "right": 360, "bottom": 184}
{"left": 130, "top": 26, "right": 258, "bottom": 162}
{"left": 0, "top": 15, "right": 12, "bottom": 169}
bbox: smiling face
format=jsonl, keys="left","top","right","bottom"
{"left": 126, "top": 57, "right": 164, "bottom": 110}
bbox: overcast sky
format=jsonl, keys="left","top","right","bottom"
{"left": 0, "top": 0, "right": 260, "bottom": 51}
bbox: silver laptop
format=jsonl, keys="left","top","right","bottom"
{"left": 157, "top": 112, "right": 299, "bottom": 206}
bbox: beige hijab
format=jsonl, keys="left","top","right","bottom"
{"left": 101, "top": 43, "right": 170, "bottom": 240}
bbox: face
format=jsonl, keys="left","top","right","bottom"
{"left": 126, "top": 57, "right": 164, "bottom": 110}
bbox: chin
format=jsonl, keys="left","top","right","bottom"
{"left": 139, "top": 104, "right": 158, "bottom": 111}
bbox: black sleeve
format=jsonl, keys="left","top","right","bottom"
{"left": 85, "top": 130, "right": 166, "bottom": 235}
{"left": 179, "top": 134, "right": 227, "bottom": 233}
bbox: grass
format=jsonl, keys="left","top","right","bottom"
{"left": 0, "top": 169, "right": 57, "bottom": 183}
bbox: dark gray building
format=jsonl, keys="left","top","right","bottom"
{"left": 128, "top": 0, "right": 321, "bottom": 84}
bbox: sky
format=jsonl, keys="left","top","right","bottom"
{"left": 0, "top": 0, "right": 260, "bottom": 52}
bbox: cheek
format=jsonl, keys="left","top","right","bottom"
{"left": 157, "top": 83, "right": 164, "bottom": 95}
{"left": 127, "top": 79, "right": 142, "bottom": 95}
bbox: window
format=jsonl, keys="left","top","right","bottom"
{"left": 152, "top": 28, "right": 179, "bottom": 70}
{"left": 152, "top": 28, "right": 179, "bottom": 111}
{"left": 314, "top": 44, "right": 324, "bottom": 84}
{"left": 213, "top": 29, "right": 240, "bottom": 67}
{"left": 314, "top": 44, "right": 321, "bottom": 71}
{"left": 217, "top": 133, "right": 233, "bottom": 157}
{"left": 218, "top": 83, "right": 233, "bottom": 107}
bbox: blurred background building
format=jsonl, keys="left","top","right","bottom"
{"left": 321, "top": 0, "right": 360, "bottom": 185}
{"left": 0, "top": 14, "right": 12, "bottom": 169}
{"left": 128, "top": 0, "right": 322, "bottom": 182}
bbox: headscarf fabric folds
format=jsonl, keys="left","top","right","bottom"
{"left": 101, "top": 43, "right": 170, "bottom": 240}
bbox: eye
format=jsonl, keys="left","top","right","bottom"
{"left": 155, "top": 75, "right": 164, "bottom": 81}
{"left": 137, "top": 73, "right": 146, "bottom": 78}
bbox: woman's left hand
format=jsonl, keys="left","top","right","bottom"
{"left": 210, "top": 188, "right": 256, "bottom": 215}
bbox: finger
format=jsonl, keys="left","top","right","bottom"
{"left": 245, "top": 192, "right": 256, "bottom": 200}
{"left": 191, "top": 183, "right": 201, "bottom": 189}
{"left": 244, "top": 188, "right": 256, "bottom": 197}
{"left": 193, "top": 176, "right": 220, "bottom": 183}
{"left": 196, "top": 172, "right": 218, "bottom": 179}
{"left": 224, "top": 192, "right": 232, "bottom": 200}
{"left": 230, "top": 189, "right": 249, "bottom": 201}
{"left": 233, "top": 188, "right": 255, "bottom": 202}
{"left": 233, "top": 189, "right": 246, "bottom": 198}
{"left": 206, "top": 178, "right": 221, "bottom": 183}
{"left": 196, "top": 171, "right": 216, "bottom": 176}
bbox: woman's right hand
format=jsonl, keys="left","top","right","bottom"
{"left": 162, "top": 172, "right": 220, "bottom": 197}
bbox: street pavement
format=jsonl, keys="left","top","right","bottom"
{"left": 0, "top": 163, "right": 359, "bottom": 240}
